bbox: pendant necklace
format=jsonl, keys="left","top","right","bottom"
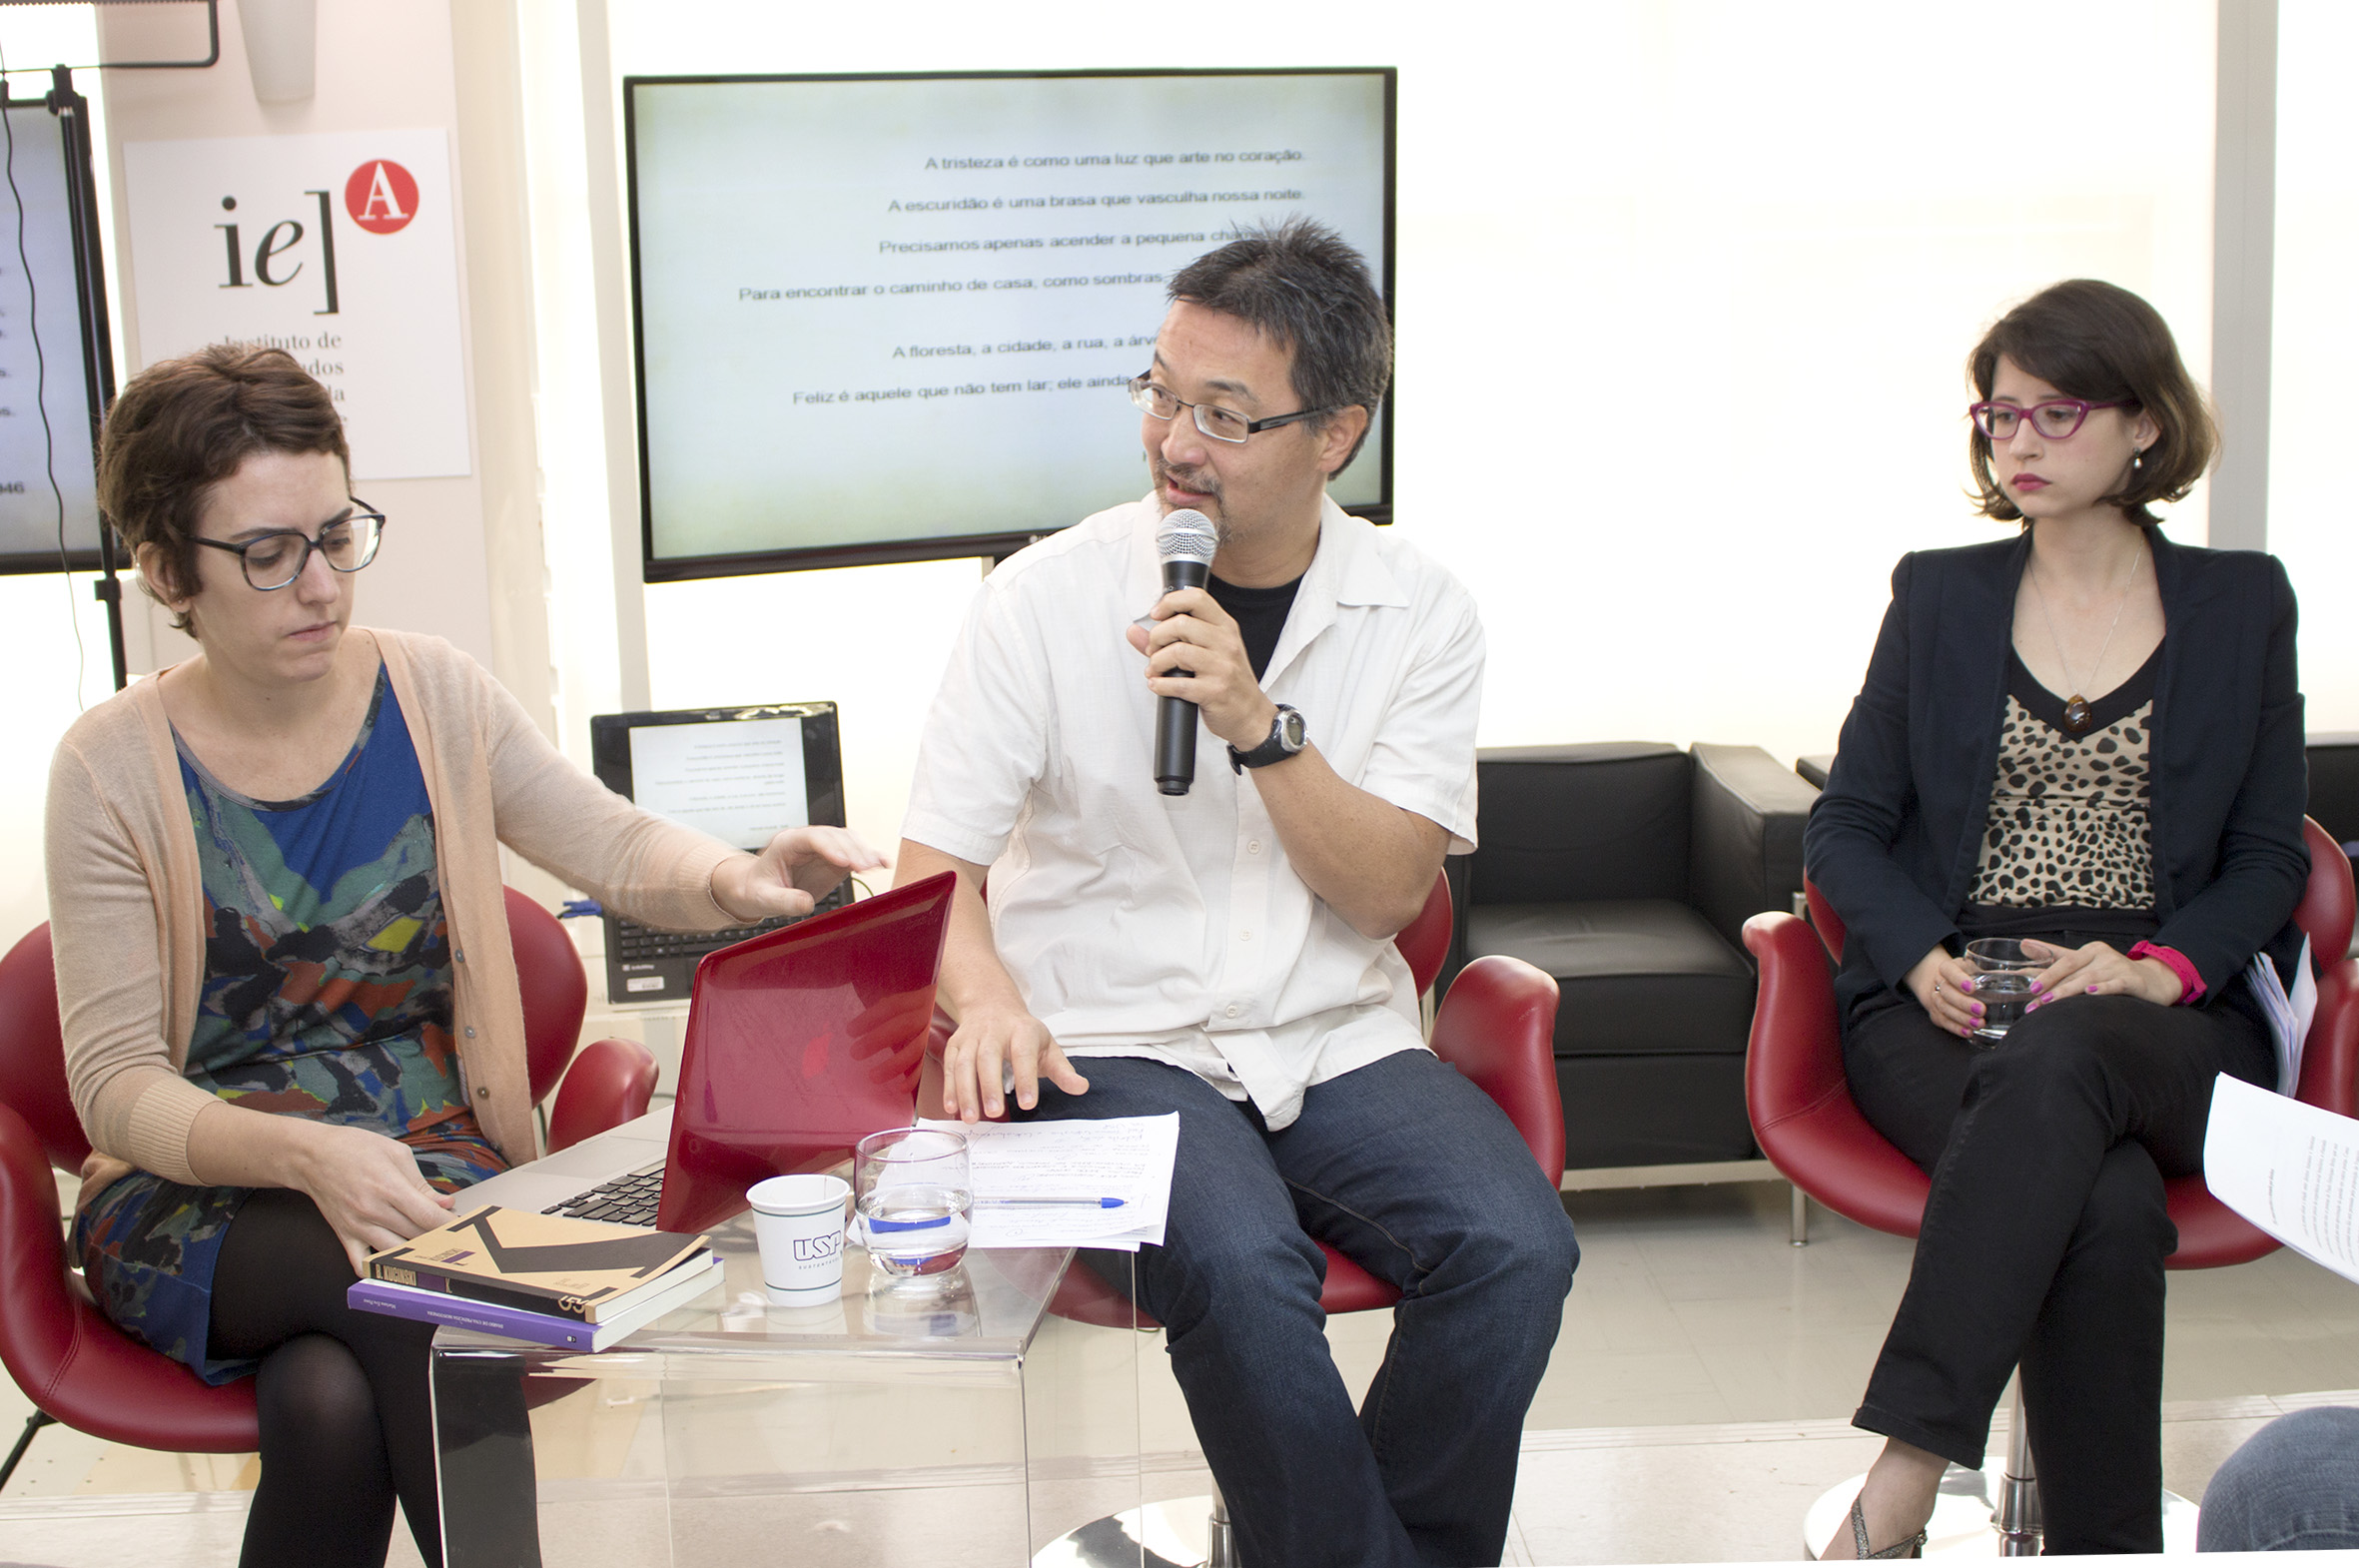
{"left": 2028, "top": 541, "right": 2145, "bottom": 735}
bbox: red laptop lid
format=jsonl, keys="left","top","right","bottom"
{"left": 655, "top": 872, "right": 955, "bottom": 1234}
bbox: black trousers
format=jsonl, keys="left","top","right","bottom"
{"left": 1843, "top": 988, "right": 2273, "bottom": 1554}
{"left": 209, "top": 1188, "right": 540, "bottom": 1568}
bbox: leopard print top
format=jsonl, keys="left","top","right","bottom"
{"left": 1969, "top": 644, "right": 2163, "bottom": 909}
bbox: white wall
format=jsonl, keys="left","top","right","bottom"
{"left": 0, "top": 575, "right": 121, "bottom": 943}
{"left": 517, "top": 0, "right": 2230, "bottom": 862}
{"left": 11, "top": 1, "right": 2349, "bottom": 951}
{"left": 2268, "top": 0, "right": 2359, "bottom": 735}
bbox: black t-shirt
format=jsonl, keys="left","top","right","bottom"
{"left": 1207, "top": 572, "right": 1304, "bottom": 681}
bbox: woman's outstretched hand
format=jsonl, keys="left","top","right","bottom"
{"left": 1906, "top": 946, "right": 1982, "bottom": 1038}
{"left": 2021, "top": 939, "right": 2185, "bottom": 1009}
{"left": 710, "top": 826, "right": 888, "bottom": 923}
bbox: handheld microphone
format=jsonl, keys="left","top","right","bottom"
{"left": 1154, "top": 508, "right": 1219, "bottom": 796}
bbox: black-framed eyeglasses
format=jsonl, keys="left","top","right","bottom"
{"left": 1129, "top": 374, "right": 1336, "bottom": 444}
{"left": 1968, "top": 398, "right": 2129, "bottom": 441}
{"left": 192, "top": 501, "right": 386, "bottom": 590}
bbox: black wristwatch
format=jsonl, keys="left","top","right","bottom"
{"left": 1229, "top": 704, "right": 1308, "bottom": 773}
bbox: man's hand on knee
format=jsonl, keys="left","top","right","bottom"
{"left": 943, "top": 1000, "right": 1090, "bottom": 1120}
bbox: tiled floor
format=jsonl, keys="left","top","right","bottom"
{"left": 6, "top": 1179, "right": 2356, "bottom": 1565}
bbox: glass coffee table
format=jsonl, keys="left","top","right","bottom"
{"left": 430, "top": 1213, "right": 1142, "bottom": 1568}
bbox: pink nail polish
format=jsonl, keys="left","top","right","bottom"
{"left": 2086, "top": 984, "right": 2099, "bottom": 993}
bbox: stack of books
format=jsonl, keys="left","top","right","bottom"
{"left": 350, "top": 1205, "right": 725, "bottom": 1351}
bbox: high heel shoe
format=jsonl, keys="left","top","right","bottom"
{"left": 1844, "top": 1492, "right": 1926, "bottom": 1559}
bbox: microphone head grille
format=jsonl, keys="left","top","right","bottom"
{"left": 1157, "top": 508, "right": 1219, "bottom": 564}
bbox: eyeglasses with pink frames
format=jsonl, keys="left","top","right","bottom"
{"left": 1968, "top": 397, "right": 2129, "bottom": 440}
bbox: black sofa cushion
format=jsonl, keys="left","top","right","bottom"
{"left": 1555, "top": 1054, "right": 1757, "bottom": 1167}
{"left": 1470, "top": 743, "right": 1692, "bottom": 904}
{"left": 1468, "top": 898, "right": 1755, "bottom": 1059}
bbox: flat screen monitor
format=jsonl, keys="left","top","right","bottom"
{"left": 0, "top": 87, "right": 113, "bottom": 573}
{"left": 588, "top": 701, "right": 846, "bottom": 848}
{"left": 624, "top": 68, "right": 1395, "bottom": 581}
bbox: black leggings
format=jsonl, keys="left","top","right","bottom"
{"left": 208, "top": 1187, "right": 444, "bottom": 1568}
{"left": 1844, "top": 988, "right": 2273, "bottom": 1554}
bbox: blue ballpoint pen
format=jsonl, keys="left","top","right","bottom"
{"left": 975, "top": 1196, "right": 1129, "bottom": 1208}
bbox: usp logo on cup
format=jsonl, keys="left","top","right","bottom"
{"left": 748, "top": 1174, "right": 853, "bottom": 1302}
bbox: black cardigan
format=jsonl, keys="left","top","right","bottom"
{"left": 1807, "top": 528, "right": 2308, "bottom": 1020}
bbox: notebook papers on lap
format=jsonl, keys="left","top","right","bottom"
{"left": 920, "top": 1115, "right": 1179, "bottom": 1250}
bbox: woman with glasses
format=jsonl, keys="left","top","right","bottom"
{"left": 1808, "top": 280, "right": 2306, "bottom": 1556}
{"left": 47, "top": 345, "right": 882, "bottom": 1568}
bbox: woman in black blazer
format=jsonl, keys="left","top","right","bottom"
{"left": 1807, "top": 280, "right": 2307, "bottom": 1558}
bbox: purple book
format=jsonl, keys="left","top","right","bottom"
{"left": 346, "top": 1252, "right": 724, "bottom": 1351}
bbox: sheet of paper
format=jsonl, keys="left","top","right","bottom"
{"left": 2204, "top": 1073, "right": 2359, "bottom": 1284}
{"left": 919, "top": 1115, "right": 1179, "bottom": 1251}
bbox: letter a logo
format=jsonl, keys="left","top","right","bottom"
{"left": 344, "top": 160, "right": 418, "bottom": 235}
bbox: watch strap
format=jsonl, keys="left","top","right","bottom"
{"left": 1228, "top": 704, "right": 1304, "bottom": 773}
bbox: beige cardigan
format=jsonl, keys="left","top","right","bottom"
{"left": 48, "top": 628, "right": 739, "bottom": 1185}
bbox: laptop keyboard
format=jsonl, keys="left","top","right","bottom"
{"left": 612, "top": 915, "right": 790, "bottom": 961}
{"left": 542, "top": 1166, "right": 665, "bottom": 1227}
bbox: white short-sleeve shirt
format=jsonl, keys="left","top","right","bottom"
{"left": 902, "top": 493, "right": 1484, "bottom": 1129}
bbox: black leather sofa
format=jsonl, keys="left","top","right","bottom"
{"left": 1443, "top": 742, "right": 1822, "bottom": 1171}
{"left": 2311, "top": 733, "right": 2359, "bottom": 849}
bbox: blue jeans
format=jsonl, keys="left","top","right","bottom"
{"left": 2198, "top": 1407, "right": 2359, "bottom": 1551}
{"left": 1023, "top": 1050, "right": 1578, "bottom": 1568}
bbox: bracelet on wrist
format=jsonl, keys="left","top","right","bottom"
{"left": 2126, "top": 941, "right": 2204, "bottom": 1005}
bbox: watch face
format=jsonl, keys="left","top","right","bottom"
{"left": 1279, "top": 709, "right": 1306, "bottom": 749}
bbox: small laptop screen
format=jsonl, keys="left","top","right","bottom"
{"left": 589, "top": 703, "right": 845, "bottom": 849}
{"left": 628, "top": 716, "right": 804, "bottom": 850}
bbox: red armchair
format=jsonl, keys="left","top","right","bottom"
{"left": 1743, "top": 817, "right": 2359, "bottom": 1552}
{"left": 0, "top": 888, "right": 662, "bottom": 1491}
{"left": 1745, "top": 816, "right": 2359, "bottom": 1257}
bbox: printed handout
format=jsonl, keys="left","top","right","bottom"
{"left": 2204, "top": 1073, "right": 2359, "bottom": 1285}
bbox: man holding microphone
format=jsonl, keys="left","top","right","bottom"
{"left": 897, "top": 219, "right": 1577, "bottom": 1567}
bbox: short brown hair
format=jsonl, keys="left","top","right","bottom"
{"left": 97, "top": 344, "right": 349, "bottom": 631}
{"left": 1966, "top": 280, "right": 2217, "bottom": 527}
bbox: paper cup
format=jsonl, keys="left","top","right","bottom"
{"left": 749, "top": 1174, "right": 851, "bottom": 1301}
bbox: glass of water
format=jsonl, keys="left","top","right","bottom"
{"left": 853, "top": 1127, "right": 971, "bottom": 1280}
{"left": 1965, "top": 938, "right": 2045, "bottom": 1042}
